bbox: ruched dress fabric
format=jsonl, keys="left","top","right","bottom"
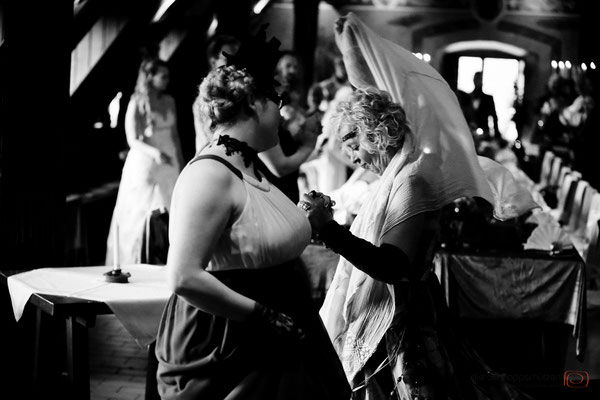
{"left": 106, "top": 109, "right": 181, "bottom": 265}
{"left": 154, "top": 155, "right": 351, "bottom": 400}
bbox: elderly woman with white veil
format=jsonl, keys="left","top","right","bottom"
{"left": 298, "top": 13, "right": 537, "bottom": 400}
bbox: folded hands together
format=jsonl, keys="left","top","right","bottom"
{"left": 297, "top": 190, "right": 336, "bottom": 233}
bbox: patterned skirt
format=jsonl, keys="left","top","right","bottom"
{"left": 350, "top": 271, "right": 535, "bottom": 400}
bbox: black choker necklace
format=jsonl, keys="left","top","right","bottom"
{"left": 216, "top": 135, "right": 262, "bottom": 180}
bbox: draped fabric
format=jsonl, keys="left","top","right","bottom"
{"left": 319, "top": 12, "right": 538, "bottom": 383}
{"left": 435, "top": 251, "right": 586, "bottom": 360}
{"left": 155, "top": 263, "right": 351, "bottom": 400}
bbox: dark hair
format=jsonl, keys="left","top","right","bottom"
{"left": 206, "top": 35, "right": 241, "bottom": 62}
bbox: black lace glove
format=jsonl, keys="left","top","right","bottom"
{"left": 249, "top": 302, "right": 305, "bottom": 342}
{"left": 317, "top": 220, "right": 411, "bottom": 283}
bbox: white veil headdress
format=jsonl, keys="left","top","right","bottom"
{"left": 319, "top": 13, "right": 538, "bottom": 381}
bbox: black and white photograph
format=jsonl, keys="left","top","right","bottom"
{"left": 1, "top": 1, "right": 599, "bottom": 399}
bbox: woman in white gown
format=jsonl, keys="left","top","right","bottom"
{"left": 106, "top": 58, "right": 183, "bottom": 265}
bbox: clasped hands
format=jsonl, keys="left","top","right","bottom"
{"left": 297, "top": 190, "right": 336, "bottom": 233}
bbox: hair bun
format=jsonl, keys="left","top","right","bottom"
{"left": 196, "top": 66, "right": 258, "bottom": 130}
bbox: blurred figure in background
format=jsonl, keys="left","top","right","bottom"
{"left": 318, "top": 55, "right": 350, "bottom": 105}
{"left": 193, "top": 34, "right": 241, "bottom": 153}
{"left": 206, "top": 34, "right": 241, "bottom": 70}
{"left": 306, "top": 82, "right": 327, "bottom": 122}
{"left": 300, "top": 85, "right": 356, "bottom": 199}
{"left": 571, "top": 68, "right": 600, "bottom": 189}
{"left": 463, "top": 71, "right": 500, "bottom": 140}
{"left": 256, "top": 51, "right": 320, "bottom": 203}
{"left": 532, "top": 72, "right": 576, "bottom": 160}
{"left": 106, "top": 58, "right": 183, "bottom": 265}
{"left": 275, "top": 50, "right": 306, "bottom": 111}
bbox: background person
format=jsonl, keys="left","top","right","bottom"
{"left": 193, "top": 34, "right": 242, "bottom": 153}
{"left": 106, "top": 58, "right": 183, "bottom": 266}
{"left": 464, "top": 71, "right": 501, "bottom": 140}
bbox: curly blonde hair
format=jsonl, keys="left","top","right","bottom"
{"left": 196, "top": 65, "right": 259, "bottom": 131}
{"left": 332, "top": 87, "right": 410, "bottom": 155}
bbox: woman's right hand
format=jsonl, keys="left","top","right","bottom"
{"left": 154, "top": 150, "right": 172, "bottom": 165}
{"left": 298, "top": 191, "right": 336, "bottom": 233}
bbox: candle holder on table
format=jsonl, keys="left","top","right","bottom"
{"left": 104, "top": 222, "right": 131, "bottom": 283}
{"left": 104, "top": 267, "right": 131, "bottom": 283}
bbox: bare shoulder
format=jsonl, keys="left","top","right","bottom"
{"left": 175, "top": 158, "right": 237, "bottom": 201}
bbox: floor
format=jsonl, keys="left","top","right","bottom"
{"left": 89, "top": 315, "right": 148, "bottom": 400}
{"left": 88, "top": 293, "right": 600, "bottom": 400}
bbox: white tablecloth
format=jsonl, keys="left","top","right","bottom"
{"left": 7, "top": 264, "right": 171, "bottom": 347}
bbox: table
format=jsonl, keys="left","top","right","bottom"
{"left": 1, "top": 265, "right": 171, "bottom": 400}
{"left": 434, "top": 249, "right": 587, "bottom": 362}
{"left": 0, "top": 250, "right": 341, "bottom": 400}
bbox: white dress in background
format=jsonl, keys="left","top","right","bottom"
{"left": 105, "top": 109, "right": 181, "bottom": 265}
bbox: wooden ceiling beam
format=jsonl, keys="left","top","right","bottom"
{"left": 69, "top": 0, "right": 163, "bottom": 96}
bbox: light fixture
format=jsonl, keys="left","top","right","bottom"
{"left": 551, "top": 60, "right": 557, "bottom": 69}
{"left": 207, "top": 17, "right": 218, "bottom": 37}
{"left": 108, "top": 92, "right": 122, "bottom": 129}
{"left": 423, "top": 53, "right": 431, "bottom": 62}
{"left": 591, "top": 62, "right": 597, "bottom": 70}
{"left": 581, "top": 63, "right": 587, "bottom": 71}
{"left": 152, "top": 0, "right": 177, "bottom": 23}
{"left": 253, "top": 0, "right": 272, "bottom": 15}
{"left": 558, "top": 60, "right": 565, "bottom": 69}
{"left": 565, "top": 60, "right": 572, "bottom": 69}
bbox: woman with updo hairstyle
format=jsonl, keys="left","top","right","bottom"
{"left": 153, "top": 26, "right": 350, "bottom": 400}
{"left": 106, "top": 57, "right": 183, "bottom": 266}
{"left": 299, "top": 14, "right": 536, "bottom": 400}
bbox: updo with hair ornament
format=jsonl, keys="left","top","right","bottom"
{"left": 223, "top": 24, "right": 283, "bottom": 94}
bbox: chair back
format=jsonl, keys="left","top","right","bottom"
{"left": 585, "top": 219, "right": 600, "bottom": 274}
{"left": 141, "top": 208, "right": 170, "bottom": 266}
{"left": 586, "top": 192, "right": 600, "bottom": 244}
{"left": 547, "top": 156, "right": 563, "bottom": 188}
{"left": 576, "top": 186, "right": 598, "bottom": 238}
{"left": 538, "top": 150, "right": 555, "bottom": 187}
{"left": 556, "top": 166, "right": 573, "bottom": 195}
{"left": 556, "top": 172, "right": 580, "bottom": 223}
{"left": 566, "top": 180, "right": 590, "bottom": 232}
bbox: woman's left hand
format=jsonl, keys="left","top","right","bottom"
{"left": 297, "top": 190, "right": 336, "bottom": 233}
